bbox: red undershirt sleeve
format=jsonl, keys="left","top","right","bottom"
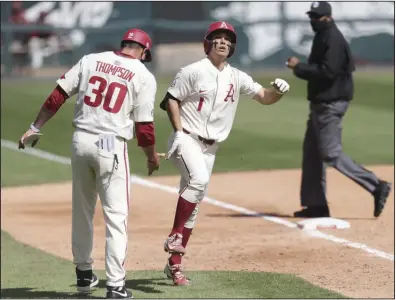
{"left": 42, "top": 85, "right": 69, "bottom": 113}
{"left": 135, "top": 122, "right": 155, "bottom": 147}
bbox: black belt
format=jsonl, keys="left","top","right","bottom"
{"left": 183, "top": 128, "right": 215, "bottom": 146}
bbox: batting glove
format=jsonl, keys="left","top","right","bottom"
{"left": 18, "top": 123, "right": 43, "bottom": 150}
{"left": 271, "top": 78, "right": 290, "bottom": 95}
{"left": 165, "top": 130, "right": 186, "bottom": 160}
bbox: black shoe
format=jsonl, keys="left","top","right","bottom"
{"left": 293, "top": 206, "right": 330, "bottom": 218}
{"left": 106, "top": 286, "right": 133, "bottom": 299}
{"left": 373, "top": 180, "right": 391, "bottom": 217}
{"left": 76, "top": 268, "right": 99, "bottom": 293}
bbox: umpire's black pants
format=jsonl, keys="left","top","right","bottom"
{"left": 300, "top": 100, "right": 380, "bottom": 207}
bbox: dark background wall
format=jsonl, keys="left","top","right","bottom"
{"left": 1, "top": 1, "right": 394, "bottom": 73}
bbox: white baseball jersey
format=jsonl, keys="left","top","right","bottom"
{"left": 167, "top": 58, "right": 262, "bottom": 143}
{"left": 57, "top": 51, "right": 156, "bottom": 140}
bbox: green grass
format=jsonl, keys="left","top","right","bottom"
{"left": 0, "top": 72, "right": 392, "bottom": 299}
{"left": 1, "top": 147, "right": 71, "bottom": 187}
{"left": 1, "top": 231, "right": 345, "bottom": 298}
{"left": 1, "top": 72, "right": 394, "bottom": 176}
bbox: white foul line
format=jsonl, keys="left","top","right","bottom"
{"left": 2, "top": 139, "right": 394, "bottom": 261}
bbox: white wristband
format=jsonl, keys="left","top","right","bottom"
{"left": 30, "top": 123, "right": 40, "bottom": 133}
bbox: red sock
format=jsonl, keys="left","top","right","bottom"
{"left": 181, "top": 227, "right": 193, "bottom": 248}
{"left": 169, "top": 196, "right": 196, "bottom": 236}
{"left": 170, "top": 227, "right": 193, "bottom": 265}
{"left": 169, "top": 253, "right": 182, "bottom": 265}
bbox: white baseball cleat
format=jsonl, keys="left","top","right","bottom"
{"left": 164, "top": 233, "right": 186, "bottom": 255}
{"left": 164, "top": 261, "right": 190, "bottom": 286}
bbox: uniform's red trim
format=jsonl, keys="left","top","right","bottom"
{"left": 122, "top": 141, "right": 129, "bottom": 267}
{"left": 124, "top": 142, "right": 129, "bottom": 210}
{"left": 135, "top": 122, "right": 155, "bottom": 147}
{"left": 179, "top": 155, "right": 191, "bottom": 196}
{"left": 114, "top": 51, "right": 137, "bottom": 59}
{"left": 42, "top": 85, "right": 69, "bottom": 113}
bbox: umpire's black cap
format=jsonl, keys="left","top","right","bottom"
{"left": 306, "top": 1, "right": 332, "bottom": 17}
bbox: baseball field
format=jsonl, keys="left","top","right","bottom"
{"left": 1, "top": 70, "right": 394, "bottom": 298}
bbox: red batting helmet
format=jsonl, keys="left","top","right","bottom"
{"left": 121, "top": 29, "right": 152, "bottom": 62}
{"left": 204, "top": 21, "right": 237, "bottom": 58}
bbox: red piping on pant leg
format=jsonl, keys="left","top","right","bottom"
{"left": 122, "top": 141, "right": 129, "bottom": 267}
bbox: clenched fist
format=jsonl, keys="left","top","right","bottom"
{"left": 271, "top": 78, "right": 290, "bottom": 95}
{"left": 286, "top": 56, "right": 300, "bottom": 69}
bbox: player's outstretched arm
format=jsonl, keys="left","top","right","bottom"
{"left": 253, "top": 79, "right": 290, "bottom": 105}
{"left": 18, "top": 57, "right": 83, "bottom": 150}
{"left": 18, "top": 85, "right": 69, "bottom": 149}
{"left": 33, "top": 85, "right": 69, "bottom": 127}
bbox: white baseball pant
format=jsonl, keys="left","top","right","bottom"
{"left": 71, "top": 129, "right": 130, "bottom": 287}
{"left": 169, "top": 132, "right": 218, "bottom": 228}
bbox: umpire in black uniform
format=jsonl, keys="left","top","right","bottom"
{"left": 287, "top": 1, "right": 391, "bottom": 218}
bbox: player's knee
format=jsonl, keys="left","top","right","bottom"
{"left": 182, "top": 174, "right": 209, "bottom": 202}
{"left": 190, "top": 173, "right": 210, "bottom": 192}
{"left": 102, "top": 207, "right": 128, "bottom": 226}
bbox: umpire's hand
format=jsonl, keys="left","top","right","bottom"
{"left": 286, "top": 57, "right": 300, "bottom": 69}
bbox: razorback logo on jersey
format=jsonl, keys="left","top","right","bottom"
{"left": 60, "top": 74, "right": 66, "bottom": 79}
{"left": 224, "top": 84, "right": 235, "bottom": 102}
{"left": 170, "top": 76, "right": 179, "bottom": 87}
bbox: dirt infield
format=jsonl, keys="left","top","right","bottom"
{"left": 1, "top": 166, "right": 394, "bottom": 298}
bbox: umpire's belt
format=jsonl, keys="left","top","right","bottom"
{"left": 182, "top": 128, "right": 215, "bottom": 146}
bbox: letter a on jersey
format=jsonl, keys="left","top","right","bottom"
{"left": 224, "top": 84, "right": 235, "bottom": 102}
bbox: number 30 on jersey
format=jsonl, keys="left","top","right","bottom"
{"left": 84, "top": 75, "right": 127, "bottom": 114}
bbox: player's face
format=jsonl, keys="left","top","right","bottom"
{"left": 210, "top": 32, "right": 232, "bottom": 58}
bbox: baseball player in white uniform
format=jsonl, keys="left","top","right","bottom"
{"left": 159, "top": 21, "right": 290, "bottom": 286}
{"left": 18, "top": 29, "right": 160, "bottom": 299}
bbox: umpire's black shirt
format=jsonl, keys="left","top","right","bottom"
{"left": 294, "top": 20, "right": 356, "bottom": 103}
